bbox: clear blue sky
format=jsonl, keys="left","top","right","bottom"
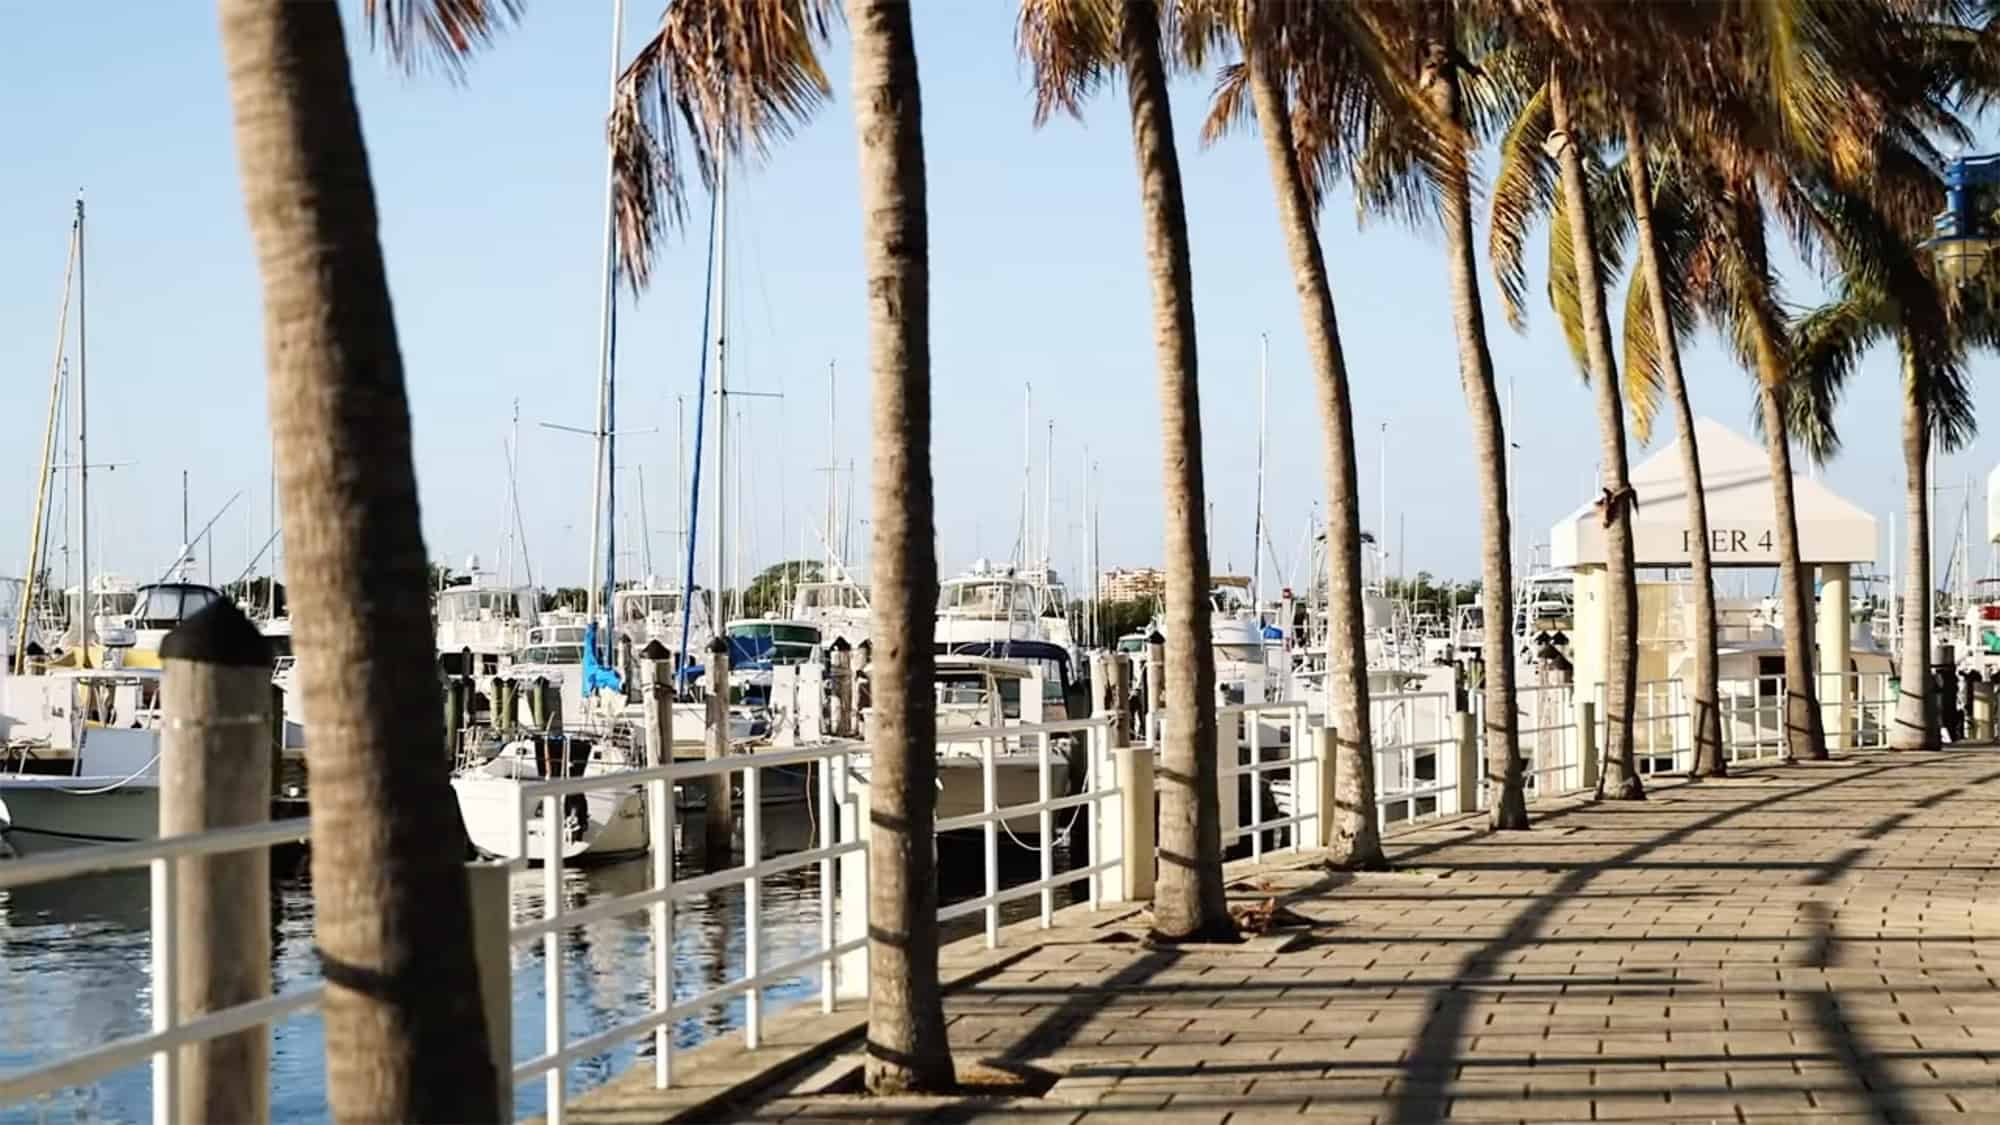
{"left": 0, "top": 3, "right": 1986, "bottom": 599}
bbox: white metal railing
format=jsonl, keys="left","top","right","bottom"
{"left": 1471, "top": 682, "right": 1584, "bottom": 806}
{"left": 509, "top": 713, "right": 1122, "bottom": 1125}
{"left": 0, "top": 819, "right": 317, "bottom": 1118}
{"left": 1371, "top": 689, "right": 1457, "bottom": 826}
{"left": 1216, "top": 699, "right": 1319, "bottom": 862}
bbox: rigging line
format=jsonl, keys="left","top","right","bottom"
{"left": 675, "top": 184, "right": 724, "bottom": 688}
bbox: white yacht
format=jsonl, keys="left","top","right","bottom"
{"left": 614, "top": 577, "right": 715, "bottom": 666}
{"left": 452, "top": 735, "right": 649, "bottom": 863}
{"left": 789, "top": 579, "right": 870, "bottom": 650}
{"left": 935, "top": 561, "right": 1052, "bottom": 647}
{"left": 434, "top": 558, "right": 539, "bottom": 680}
{"left": 927, "top": 646, "right": 1080, "bottom": 838}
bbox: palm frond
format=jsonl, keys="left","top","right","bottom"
{"left": 1619, "top": 266, "right": 1666, "bottom": 445}
{"left": 609, "top": 0, "right": 837, "bottom": 290}
{"left": 1489, "top": 82, "right": 1553, "bottom": 330}
{"left": 364, "top": 0, "right": 521, "bottom": 77}
{"left": 1018, "top": 0, "right": 1121, "bottom": 125}
{"left": 1199, "top": 61, "right": 1253, "bottom": 147}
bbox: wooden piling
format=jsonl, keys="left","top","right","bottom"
{"left": 158, "top": 600, "right": 273, "bottom": 1124}
{"left": 704, "top": 635, "right": 734, "bottom": 862}
{"left": 829, "top": 636, "right": 853, "bottom": 738}
{"left": 1145, "top": 631, "right": 1166, "bottom": 744}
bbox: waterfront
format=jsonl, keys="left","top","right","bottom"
{"left": 0, "top": 817, "right": 1083, "bottom": 1123}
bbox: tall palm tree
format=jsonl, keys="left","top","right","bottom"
{"left": 1019, "top": 0, "right": 1235, "bottom": 940}
{"left": 216, "top": 0, "right": 515, "bottom": 1117}
{"left": 1187, "top": 2, "right": 1391, "bottom": 857}
{"left": 1492, "top": 65, "right": 1644, "bottom": 798}
{"left": 846, "top": 0, "right": 955, "bottom": 1094}
{"left": 1791, "top": 187, "right": 1978, "bottom": 754}
{"left": 607, "top": 0, "right": 958, "bottom": 1091}
{"left": 1616, "top": 125, "right": 1726, "bottom": 777}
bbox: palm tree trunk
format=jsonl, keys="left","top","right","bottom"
{"left": 1892, "top": 345, "right": 1934, "bottom": 749}
{"left": 1548, "top": 69, "right": 1642, "bottom": 799}
{"left": 1425, "top": 35, "right": 1525, "bottom": 829}
{"left": 1120, "top": 0, "right": 1233, "bottom": 940}
{"left": 1754, "top": 377, "right": 1826, "bottom": 760}
{"left": 849, "top": 0, "right": 953, "bottom": 1094}
{"left": 1621, "top": 111, "right": 1724, "bottom": 777}
{"left": 1242, "top": 44, "right": 1386, "bottom": 863}
{"left": 216, "top": 1, "right": 496, "bottom": 1117}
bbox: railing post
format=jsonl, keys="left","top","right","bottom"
{"left": 465, "top": 859, "right": 514, "bottom": 1113}
{"left": 835, "top": 757, "right": 870, "bottom": 1000}
{"left": 1576, "top": 699, "right": 1599, "bottom": 791}
{"left": 640, "top": 643, "right": 676, "bottom": 1085}
{"left": 1454, "top": 711, "right": 1478, "bottom": 815}
{"left": 829, "top": 637, "right": 853, "bottom": 738}
{"left": 158, "top": 601, "right": 271, "bottom": 1125}
{"left": 1114, "top": 744, "right": 1155, "bottom": 902}
{"left": 1108, "top": 653, "right": 1133, "bottom": 748}
{"left": 703, "top": 635, "right": 734, "bottom": 865}
{"left": 1313, "top": 724, "right": 1337, "bottom": 848}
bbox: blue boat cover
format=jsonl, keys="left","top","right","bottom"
{"left": 582, "top": 621, "right": 625, "bottom": 696}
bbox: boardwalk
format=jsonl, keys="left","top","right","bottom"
{"left": 578, "top": 749, "right": 2000, "bottom": 1123}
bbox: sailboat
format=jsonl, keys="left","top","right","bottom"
{"left": 452, "top": 7, "right": 650, "bottom": 864}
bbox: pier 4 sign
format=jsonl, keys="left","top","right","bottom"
{"left": 1630, "top": 523, "right": 1784, "bottom": 565}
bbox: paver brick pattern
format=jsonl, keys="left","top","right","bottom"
{"left": 741, "top": 749, "right": 2000, "bottom": 1123}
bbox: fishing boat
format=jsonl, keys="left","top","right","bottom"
{"left": 435, "top": 557, "right": 539, "bottom": 681}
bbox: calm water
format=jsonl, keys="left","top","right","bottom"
{"left": 0, "top": 810, "right": 1082, "bottom": 1123}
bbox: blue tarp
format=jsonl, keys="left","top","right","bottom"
{"left": 582, "top": 621, "right": 624, "bottom": 696}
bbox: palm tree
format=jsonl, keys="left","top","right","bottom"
{"left": 1791, "top": 188, "right": 1978, "bottom": 754}
{"left": 1188, "top": 2, "right": 1392, "bottom": 857}
{"left": 216, "top": 0, "right": 515, "bottom": 1117}
{"left": 1616, "top": 125, "right": 1726, "bottom": 777}
{"left": 607, "top": 0, "right": 958, "bottom": 1091}
{"left": 1019, "top": 0, "right": 1235, "bottom": 940}
{"left": 846, "top": 0, "right": 955, "bottom": 1094}
{"left": 1491, "top": 65, "right": 1644, "bottom": 798}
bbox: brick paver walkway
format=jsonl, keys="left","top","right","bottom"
{"left": 736, "top": 749, "right": 2000, "bottom": 1123}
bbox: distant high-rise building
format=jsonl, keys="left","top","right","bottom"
{"left": 1099, "top": 566, "right": 1166, "bottom": 604}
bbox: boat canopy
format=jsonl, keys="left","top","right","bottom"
{"left": 132, "top": 583, "right": 223, "bottom": 631}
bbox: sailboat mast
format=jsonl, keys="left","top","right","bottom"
{"left": 1042, "top": 421, "right": 1053, "bottom": 571}
{"left": 712, "top": 153, "right": 730, "bottom": 630}
{"left": 1252, "top": 334, "right": 1267, "bottom": 617}
{"left": 675, "top": 393, "right": 686, "bottom": 574}
{"left": 826, "top": 358, "right": 837, "bottom": 576}
{"left": 586, "top": 0, "right": 626, "bottom": 642}
{"left": 76, "top": 197, "right": 90, "bottom": 664}
{"left": 1022, "top": 384, "right": 1032, "bottom": 568}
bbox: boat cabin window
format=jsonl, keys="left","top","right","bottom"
{"left": 437, "top": 590, "right": 532, "bottom": 623}
{"left": 938, "top": 581, "right": 1025, "bottom": 618}
{"left": 1215, "top": 642, "right": 1266, "bottom": 663}
{"left": 1116, "top": 635, "right": 1147, "bottom": 654}
{"left": 619, "top": 592, "right": 684, "bottom": 622}
{"left": 133, "top": 584, "right": 221, "bottom": 630}
{"left": 1458, "top": 606, "right": 1484, "bottom": 629}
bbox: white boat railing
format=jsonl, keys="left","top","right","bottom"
{"left": 0, "top": 819, "right": 316, "bottom": 1119}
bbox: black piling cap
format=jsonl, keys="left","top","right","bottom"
{"left": 639, "top": 640, "right": 671, "bottom": 661}
{"left": 857, "top": 638, "right": 871, "bottom": 651}
{"left": 160, "top": 599, "right": 272, "bottom": 668}
{"left": 831, "top": 636, "right": 851, "bottom": 653}
{"left": 23, "top": 642, "right": 43, "bottom": 657}
{"left": 1147, "top": 630, "right": 1165, "bottom": 645}
{"left": 708, "top": 635, "right": 728, "bottom": 655}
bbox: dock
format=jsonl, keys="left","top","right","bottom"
{"left": 568, "top": 748, "right": 2000, "bottom": 1123}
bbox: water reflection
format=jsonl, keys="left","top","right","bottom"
{"left": 0, "top": 807, "right": 1083, "bottom": 1123}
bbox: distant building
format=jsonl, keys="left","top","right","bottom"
{"left": 1099, "top": 567, "right": 1165, "bottom": 604}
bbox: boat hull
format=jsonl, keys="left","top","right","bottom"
{"left": 452, "top": 775, "right": 649, "bottom": 863}
{"left": 0, "top": 780, "right": 159, "bottom": 854}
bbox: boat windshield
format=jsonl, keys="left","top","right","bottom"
{"left": 437, "top": 589, "right": 533, "bottom": 623}
{"left": 517, "top": 644, "right": 583, "bottom": 665}
{"left": 1216, "top": 643, "right": 1266, "bottom": 663}
{"left": 726, "top": 622, "right": 821, "bottom": 665}
{"left": 935, "top": 671, "right": 1021, "bottom": 718}
{"left": 133, "top": 584, "right": 222, "bottom": 630}
{"left": 1459, "top": 607, "right": 1485, "bottom": 629}
{"left": 795, "top": 583, "right": 867, "bottom": 612}
{"left": 938, "top": 580, "right": 1026, "bottom": 618}
{"left": 1116, "top": 635, "right": 1146, "bottom": 654}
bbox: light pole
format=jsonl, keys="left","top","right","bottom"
{"left": 1929, "top": 153, "right": 2000, "bottom": 288}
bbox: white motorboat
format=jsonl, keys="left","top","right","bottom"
{"left": 0, "top": 670, "right": 163, "bottom": 854}
{"left": 435, "top": 558, "right": 539, "bottom": 681}
{"left": 935, "top": 561, "right": 1055, "bottom": 648}
{"left": 929, "top": 650, "right": 1081, "bottom": 838}
{"left": 614, "top": 578, "right": 715, "bottom": 668}
{"left": 789, "top": 579, "right": 870, "bottom": 650}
